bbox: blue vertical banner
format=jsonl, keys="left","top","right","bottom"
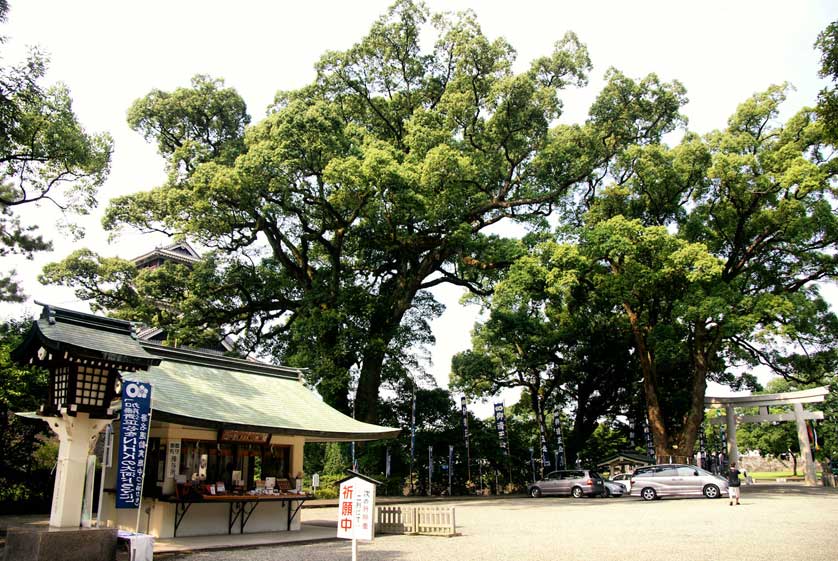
{"left": 540, "top": 431, "right": 550, "bottom": 471}
{"left": 493, "top": 403, "right": 509, "bottom": 456}
{"left": 553, "top": 412, "right": 565, "bottom": 469}
{"left": 461, "top": 396, "right": 471, "bottom": 481}
{"left": 385, "top": 446, "right": 391, "bottom": 478}
{"left": 448, "top": 444, "right": 454, "bottom": 495}
{"left": 116, "top": 381, "right": 153, "bottom": 509}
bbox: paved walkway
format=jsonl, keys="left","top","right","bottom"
{"left": 4, "top": 484, "right": 838, "bottom": 560}
{"left": 163, "top": 484, "right": 838, "bottom": 561}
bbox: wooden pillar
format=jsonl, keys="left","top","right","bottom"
{"left": 793, "top": 403, "right": 817, "bottom": 486}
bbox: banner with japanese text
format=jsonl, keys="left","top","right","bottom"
{"left": 116, "top": 381, "right": 153, "bottom": 509}
{"left": 553, "top": 413, "right": 565, "bottom": 469}
{"left": 410, "top": 393, "right": 416, "bottom": 466}
{"left": 461, "top": 396, "right": 470, "bottom": 447}
{"left": 493, "top": 403, "right": 509, "bottom": 455}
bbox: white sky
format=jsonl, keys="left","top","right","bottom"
{"left": 2, "top": 0, "right": 837, "bottom": 415}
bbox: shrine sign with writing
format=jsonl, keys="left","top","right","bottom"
{"left": 219, "top": 430, "right": 271, "bottom": 444}
{"left": 337, "top": 476, "right": 376, "bottom": 541}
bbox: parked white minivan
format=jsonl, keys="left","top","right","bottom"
{"left": 630, "top": 464, "right": 729, "bottom": 500}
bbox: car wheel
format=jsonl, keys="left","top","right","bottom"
{"left": 703, "top": 484, "right": 720, "bottom": 499}
{"left": 641, "top": 487, "right": 657, "bottom": 501}
{"left": 571, "top": 486, "right": 584, "bottom": 498}
{"left": 601, "top": 487, "right": 611, "bottom": 498}
{"left": 530, "top": 486, "right": 542, "bottom": 498}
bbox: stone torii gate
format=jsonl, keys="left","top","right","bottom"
{"left": 705, "top": 387, "right": 829, "bottom": 486}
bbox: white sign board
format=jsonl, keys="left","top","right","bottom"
{"left": 337, "top": 476, "right": 376, "bottom": 541}
{"left": 166, "top": 441, "right": 181, "bottom": 479}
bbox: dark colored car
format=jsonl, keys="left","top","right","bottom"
{"left": 529, "top": 469, "right": 605, "bottom": 498}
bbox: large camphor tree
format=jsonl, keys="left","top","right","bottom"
{"left": 42, "top": 0, "right": 687, "bottom": 422}
{"left": 534, "top": 85, "right": 838, "bottom": 460}
{"left": 450, "top": 240, "right": 641, "bottom": 468}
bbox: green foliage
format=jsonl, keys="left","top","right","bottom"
{"left": 579, "top": 422, "right": 629, "bottom": 468}
{"left": 323, "top": 442, "right": 348, "bottom": 476}
{"left": 38, "top": 249, "right": 229, "bottom": 349}
{"left": 450, "top": 235, "right": 642, "bottom": 465}
{"left": 0, "top": 5, "right": 112, "bottom": 301}
{"left": 33, "top": 3, "right": 838, "bottom": 472}
{"left": 0, "top": 317, "right": 53, "bottom": 511}
{"left": 815, "top": 21, "right": 838, "bottom": 143}
{"left": 42, "top": 0, "right": 688, "bottom": 426}
{"left": 531, "top": 83, "right": 838, "bottom": 458}
{"left": 127, "top": 75, "right": 249, "bottom": 184}
{"left": 310, "top": 473, "right": 343, "bottom": 499}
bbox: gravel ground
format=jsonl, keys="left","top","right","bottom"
{"left": 166, "top": 485, "right": 838, "bottom": 561}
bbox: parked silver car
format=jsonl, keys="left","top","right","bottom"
{"left": 529, "top": 469, "right": 605, "bottom": 498}
{"left": 610, "top": 472, "right": 632, "bottom": 493}
{"left": 602, "top": 478, "right": 625, "bottom": 497}
{"left": 630, "top": 464, "right": 728, "bottom": 500}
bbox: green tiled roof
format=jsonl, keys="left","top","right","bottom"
{"left": 12, "top": 304, "right": 159, "bottom": 368}
{"left": 35, "top": 318, "right": 159, "bottom": 364}
{"left": 126, "top": 346, "right": 400, "bottom": 442}
{"left": 13, "top": 304, "right": 398, "bottom": 442}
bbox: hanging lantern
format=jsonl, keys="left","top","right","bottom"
{"left": 11, "top": 304, "right": 160, "bottom": 418}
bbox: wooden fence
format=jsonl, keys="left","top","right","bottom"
{"left": 376, "top": 505, "right": 457, "bottom": 537}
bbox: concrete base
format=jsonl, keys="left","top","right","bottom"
{"left": 3, "top": 526, "right": 117, "bottom": 561}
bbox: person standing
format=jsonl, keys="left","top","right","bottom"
{"left": 728, "top": 462, "right": 742, "bottom": 506}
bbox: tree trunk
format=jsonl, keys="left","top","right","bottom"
{"left": 355, "top": 344, "right": 387, "bottom": 424}
{"left": 353, "top": 246, "right": 454, "bottom": 424}
{"left": 625, "top": 302, "right": 713, "bottom": 464}
{"left": 354, "top": 285, "right": 415, "bottom": 424}
{"left": 623, "top": 303, "right": 668, "bottom": 460}
{"left": 527, "top": 385, "right": 550, "bottom": 479}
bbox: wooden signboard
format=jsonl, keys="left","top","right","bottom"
{"left": 337, "top": 476, "right": 375, "bottom": 541}
{"left": 219, "top": 430, "right": 271, "bottom": 444}
{"left": 337, "top": 471, "right": 378, "bottom": 561}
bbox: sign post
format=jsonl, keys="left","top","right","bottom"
{"left": 337, "top": 471, "right": 380, "bottom": 561}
